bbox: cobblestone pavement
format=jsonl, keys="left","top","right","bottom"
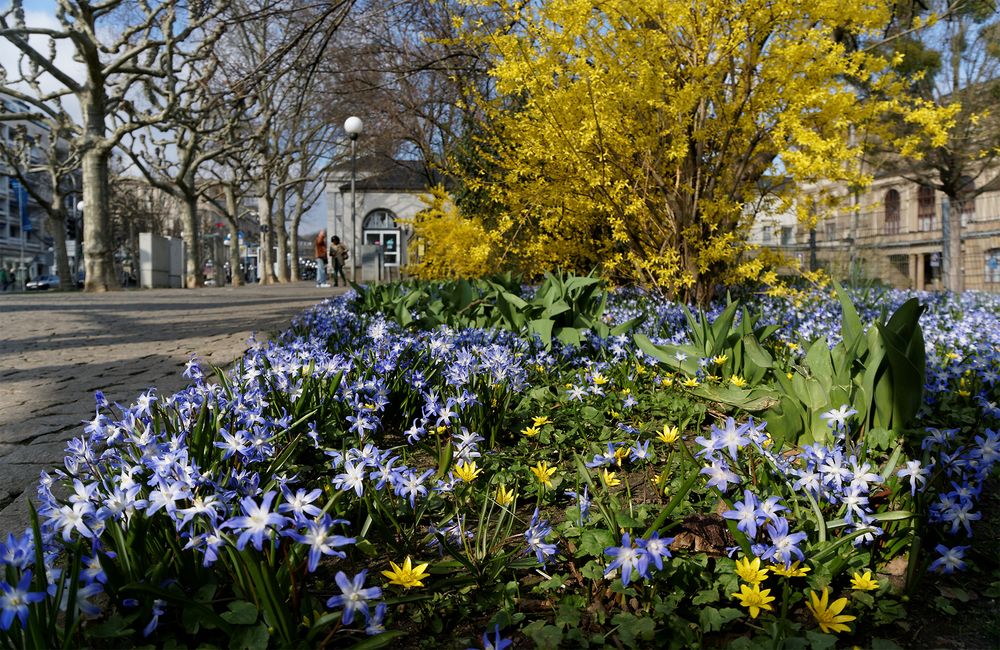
{"left": 0, "top": 282, "right": 343, "bottom": 534}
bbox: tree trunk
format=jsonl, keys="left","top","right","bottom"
{"left": 47, "top": 188, "right": 72, "bottom": 290}
{"left": 81, "top": 147, "right": 117, "bottom": 291}
{"left": 225, "top": 185, "right": 242, "bottom": 287}
{"left": 181, "top": 191, "right": 202, "bottom": 288}
{"left": 275, "top": 187, "right": 289, "bottom": 283}
{"left": 289, "top": 183, "right": 307, "bottom": 282}
{"left": 944, "top": 194, "right": 963, "bottom": 292}
{"left": 257, "top": 191, "right": 276, "bottom": 284}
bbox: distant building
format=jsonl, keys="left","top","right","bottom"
{"left": 326, "top": 159, "right": 441, "bottom": 280}
{"left": 0, "top": 94, "right": 77, "bottom": 281}
{"left": 788, "top": 171, "right": 1000, "bottom": 291}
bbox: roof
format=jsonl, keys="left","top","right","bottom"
{"left": 335, "top": 159, "right": 446, "bottom": 193}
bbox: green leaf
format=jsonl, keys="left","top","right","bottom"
{"left": 221, "top": 601, "right": 258, "bottom": 625}
{"left": 804, "top": 630, "right": 838, "bottom": 649}
{"left": 866, "top": 427, "right": 895, "bottom": 450}
{"left": 529, "top": 318, "right": 555, "bottom": 348}
{"left": 522, "top": 621, "right": 563, "bottom": 650}
{"left": 693, "top": 588, "right": 720, "bottom": 605}
{"left": 698, "top": 606, "right": 741, "bottom": 632}
{"left": 611, "top": 612, "right": 655, "bottom": 646}
{"left": 576, "top": 529, "right": 617, "bottom": 557}
{"left": 229, "top": 622, "right": 269, "bottom": 650}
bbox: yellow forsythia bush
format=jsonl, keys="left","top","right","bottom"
{"left": 405, "top": 186, "right": 496, "bottom": 279}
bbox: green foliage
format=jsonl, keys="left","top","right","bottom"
{"left": 352, "top": 271, "right": 641, "bottom": 349}
{"left": 635, "top": 281, "right": 926, "bottom": 446}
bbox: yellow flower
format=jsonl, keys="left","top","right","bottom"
{"left": 786, "top": 372, "right": 794, "bottom": 380}
{"left": 652, "top": 473, "right": 669, "bottom": 495}
{"left": 770, "top": 561, "right": 811, "bottom": 578}
{"left": 657, "top": 425, "right": 680, "bottom": 444}
{"left": 661, "top": 376, "right": 674, "bottom": 387}
{"left": 713, "top": 354, "right": 728, "bottom": 365}
{"left": 531, "top": 461, "right": 557, "bottom": 488}
{"left": 532, "top": 415, "right": 551, "bottom": 427}
{"left": 945, "top": 351, "right": 961, "bottom": 361}
{"left": 382, "top": 557, "right": 431, "bottom": 589}
{"left": 730, "top": 375, "right": 747, "bottom": 388}
{"left": 731, "top": 583, "right": 775, "bottom": 619}
{"left": 454, "top": 461, "right": 482, "bottom": 483}
{"left": 613, "top": 446, "right": 628, "bottom": 465}
{"left": 521, "top": 425, "right": 540, "bottom": 437}
{"left": 495, "top": 484, "right": 515, "bottom": 506}
{"left": 850, "top": 570, "right": 879, "bottom": 591}
{"left": 435, "top": 425, "right": 447, "bottom": 436}
{"left": 682, "top": 377, "right": 700, "bottom": 388}
{"left": 806, "top": 588, "right": 856, "bottom": 634}
{"left": 601, "top": 469, "right": 621, "bottom": 487}
{"left": 734, "top": 556, "right": 769, "bottom": 585}
{"left": 704, "top": 374, "right": 720, "bottom": 382}
{"left": 592, "top": 372, "right": 608, "bottom": 386}
{"left": 787, "top": 342, "right": 800, "bottom": 352}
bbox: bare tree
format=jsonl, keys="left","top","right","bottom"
{"left": 879, "top": 0, "right": 1000, "bottom": 291}
{"left": 0, "top": 0, "right": 228, "bottom": 291}
{"left": 0, "top": 101, "right": 79, "bottom": 288}
{"left": 215, "top": 0, "right": 355, "bottom": 284}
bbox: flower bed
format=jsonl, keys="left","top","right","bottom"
{"left": 1, "top": 280, "right": 998, "bottom": 648}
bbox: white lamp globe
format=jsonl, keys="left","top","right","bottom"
{"left": 344, "top": 116, "right": 363, "bottom": 139}
{"left": 76, "top": 201, "right": 85, "bottom": 212}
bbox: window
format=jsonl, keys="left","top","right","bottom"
{"left": 987, "top": 249, "right": 1000, "bottom": 284}
{"left": 917, "top": 186, "right": 936, "bottom": 231}
{"left": 889, "top": 254, "right": 909, "bottom": 278}
{"left": 761, "top": 225, "right": 771, "bottom": 243}
{"left": 884, "top": 189, "right": 901, "bottom": 235}
{"left": 825, "top": 221, "right": 837, "bottom": 242}
{"left": 780, "top": 227, "right": 792, "bottom": 246}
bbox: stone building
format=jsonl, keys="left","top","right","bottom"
{"left": 325, "top": 159, "right": 439, "bottom": 281}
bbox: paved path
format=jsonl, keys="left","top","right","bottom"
{"left": 0, "top": 282, "right": 344, "bottom": 534}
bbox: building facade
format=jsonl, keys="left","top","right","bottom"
{"left": 326, "top": 160, "right": 438, "bottom": 281}
{"left": 0, "top": 95, "right": 73, "bottom": 284}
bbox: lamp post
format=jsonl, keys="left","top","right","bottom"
{"left": 76, "top": 200, "right": 85, "bottom": 285}
{"left": 344, "top": 116, "right": 363, "bottom": 280}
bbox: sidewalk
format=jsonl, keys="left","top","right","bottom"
{"left": 0, "top": 282, "right": 345, "bottom": 534}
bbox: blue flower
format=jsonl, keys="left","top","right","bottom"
{"left": 762, "top": 517, "right": 808, "bottom": 566}
{"left": 287, "top": 516, "right": 355, "bottom": 572}
{"left": 700, "top": 460, "right": 740, "bottom": 493}
{"left": 723, "top": 489, "right": 762, "bottom": 539}
{"left": 326, "top": 570, "right": 382, "bottom": 626}
{"left": 472, "top": 624, "right": 513, "bottom": 650}
{"left": 638, "top": 532, "right": 674, "bottom": 571}
{"left": 929, "top": 544, "right": 970, "bottom": 573}
{"left": 0, "top": 571, "right": 45, "bottom": 630}
{"left": 604, "top": 533, "right": 650, "bottom": 586}
{"left": 524, "top": 509, "right": 558, "bottom": 565}
{"left": 224, "top": 491, "right": 290, "bottom": 551}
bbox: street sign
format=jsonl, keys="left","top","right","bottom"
{"left": 930, "top": 252, "right": 941, "bottom": 268}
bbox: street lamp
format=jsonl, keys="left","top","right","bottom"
{"left": 344, "top": 116, "right": 363, "bottom": 280}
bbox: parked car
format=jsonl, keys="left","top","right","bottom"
{"left": 26, "top": 275, "right": 61, "bottom": 291}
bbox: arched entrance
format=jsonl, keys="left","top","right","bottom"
{"left": 362, "top": 209, "right": 400, "bottom": 267}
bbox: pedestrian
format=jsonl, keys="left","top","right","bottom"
{"left": 315, "top": 230, "right": 330, "bottom": 288}
{"left": 0, "top": 266, "right": 8, "bottom": 292}
{"left": 330, "top": 236, "right": 349, "bottom": 287}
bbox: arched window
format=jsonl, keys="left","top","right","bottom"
{"left": 884, "top": 189, "right": 900, "bottom": 235}
{"left": 362, "top": 209, "right": 398, "bottom": 230}
{"left": 917, "top": 186, "right": 936, "bottom": 231}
